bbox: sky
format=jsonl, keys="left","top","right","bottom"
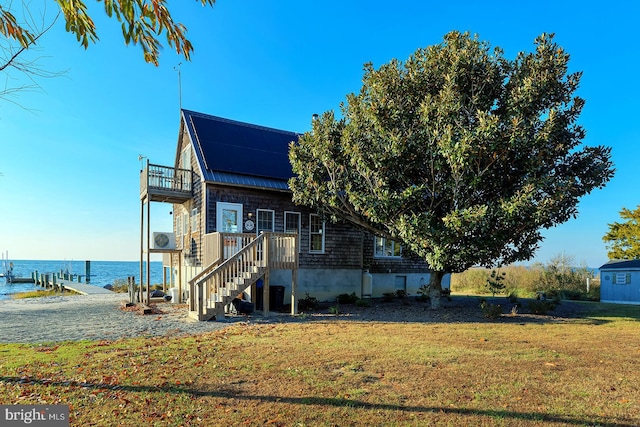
{"left": 0, "top": 0, "right": 638, "bottom": 267}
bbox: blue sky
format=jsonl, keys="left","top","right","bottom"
{"left": 1, "top": 1, "right": 638, "bottom": 266}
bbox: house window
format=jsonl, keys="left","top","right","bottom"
{"left": 176, "top": 215, "right": 182, "bottom": 238}
{"left": 180, "top": 147, "right": 191, "bottom": 170}
{"left": 182, "top": 212, "right": 188, "bottom": 236}
{"left": 613, "top": 273, "right": 631, "bottom": 284}
{"left": 285, "top": 212, "right": 301, "bottom": 234}
{"left": 191, "top": 208, "right": 198, "bottom": 232}
{"left": 374, "top": 236, "right": 402, "bottom": 257}
{"left": 256, "top": 209, "right": 275, "bottom": 234}
{"left": 285, "top": 211, "right": 301, "bottom": 252}
{"left": 309, "top": 214, "right": 325, "bottom": 253}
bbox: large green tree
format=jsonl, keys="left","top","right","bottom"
{"left": 289, "top": 32, "right": 614, "bottom": 307}
{"left": 603, "top": 206, "right": 640, "bottom": 260}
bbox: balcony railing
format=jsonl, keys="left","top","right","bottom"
{"left": 140, "top": 163, "right": 192, "bottom": 202}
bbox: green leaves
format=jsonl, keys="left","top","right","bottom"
{"left": 2, "top": 0, "right": 216, "bottom": 66}
{"left": 603, "top": 206, "right": 640, "bottom": 260}
{"left": 290, "top": 31, "right": 614, "bottom": 274}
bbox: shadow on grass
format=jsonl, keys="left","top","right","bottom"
{"left": 1, "top": 375, "right": 636, "bottom": 427}
{"left": 264, "top": 296, "right": 640, "bottom": 326}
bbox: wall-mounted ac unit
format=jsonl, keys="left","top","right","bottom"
{"left": 152, "top": 232, "right": 176, "bottom": 250}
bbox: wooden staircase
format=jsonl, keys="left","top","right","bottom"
{"left": 188, "top": 232, "right": 298, "bottom": 321}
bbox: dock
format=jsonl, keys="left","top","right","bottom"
{"left": 54, "top": 280, "right": 114, "bottom": 295}
{"left": 30, "top": 269, "right": 114, "bottom": 295}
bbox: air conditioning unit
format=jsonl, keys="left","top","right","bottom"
{"left": 152, "top": 232, "right": 176, "bottom": 250}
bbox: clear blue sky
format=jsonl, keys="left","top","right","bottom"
{"left": 1, "top": 1, "right": 638, "bottom": 267}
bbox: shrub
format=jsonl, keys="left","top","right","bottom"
{"left": 337, "top": 292, "right": 358, "bottom": 304}
{"left": 480, "top": 301, "right": 502, "bottom": 319}
{"left": 416, "top": 285, "right": 430, "bottom": 302}
{"left": 382, "top": 292, "right": 395, "bottom": 302}
{"left": 395, "top": 289, "right": 407, "bottom": 299}
{"left": 355, "top": 298, "right": 372, "bottom": 307}
{"left": 328, "top": 305, "right": 339, "bottom": 315}
{"left": 528, "top": 300, "right": 556, "bottom": 315}
{"left": 298, "top": 293, "right": 319, "bottom": 311}
{"left": 507, "top": 291, "right": 519, "bottom": 304}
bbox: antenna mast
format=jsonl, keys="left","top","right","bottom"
{"left": 174, "top": 62, "right": 182, "bottom": 111}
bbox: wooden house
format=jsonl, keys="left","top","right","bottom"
{"left": 140, "top": 110, "right": 443, "bottom": 320}
{"left": 599, "top": 259, "right": 640, "bottom": 305}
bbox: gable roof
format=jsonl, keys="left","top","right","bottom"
{"left": 181, "top": 109, "right": 300, "bottom": 191}
{"left": 599, "top": 259, "right": 640, "bottom": 270}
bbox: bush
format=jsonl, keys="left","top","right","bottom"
{"left": 355, "top": 298, "right": 372, "bottom": 307}
{"left": 416, "top": 285, "right": 430, "bottom": 302}
{"left": 382, "top": 292, "right": 395, "bottom": 302}
{"left": 337, "top": 292, "right": 358, "bottom": 304}
{"left": 480, "top": 301, "right": 502, "bottom": 319}
{"left": 298, "top": 293, "right": 319, "bottom": 311}
{"left": 395, "top": 289, "right": 407, "bottom": 299}
{"left": 528, "top": 300, "right": 556, "bottom": 315}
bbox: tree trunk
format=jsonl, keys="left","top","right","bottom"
{"left": 429, "top": 270, "right": 445, "bottom": 310}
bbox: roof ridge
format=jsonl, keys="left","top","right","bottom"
{"left": 181, "top": 109, "right": 299, "bottom": 136}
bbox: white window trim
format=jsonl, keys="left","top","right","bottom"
{"left": 182, "top": 212, "right": 188, "bottom": 236}
{"left": 191, "top": 208, "right": 198, "bottom": 233}
{"left": 309, "top": 214, "right": 325, "bottom": 254}
{"left": 284, "top": 211, "right": 301, "bottom": 253}
{"left": 374, "top": 236, "right": 402, "bottom": 258}
{"left": 181, "top": 147, "right": 191, "bottom": 170}
{"left": 256, "top": 209, "right": 275, "bottom": 234}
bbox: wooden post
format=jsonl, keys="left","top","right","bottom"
{"left": 85, "top": 260, "right": 91, "bottom": 283}
{"left": 263, "top": 269, "right": 270, "bottom": 316}
{"left": 139, "top": 196, "right": 144, "bottom": 304}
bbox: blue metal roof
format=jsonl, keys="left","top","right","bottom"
{"left": 182, "top": 110, "right": 299, "bottom": 190}
{"left": 599, "top": 259, "right": 640, "bottom": 270}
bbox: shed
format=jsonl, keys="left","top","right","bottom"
{"left": 599, "top": 259, "right": 640, "bottom": 305}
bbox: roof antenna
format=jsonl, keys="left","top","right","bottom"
{"left": 174, "top": 62, "right": 182, "bottom": 112}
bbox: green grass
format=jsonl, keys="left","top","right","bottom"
{"left": 0, "top": 303, "right": 639, "bottom": 426}
{"left": 11, "top": 289, "right": 80, "bottom": 299}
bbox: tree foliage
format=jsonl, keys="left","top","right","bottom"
{"left": 603, "top": 205, "right": 640, "bottom": 259}
{"left": 289, "top": 31, "right": 614, "bottom": 292}
{"left": 1, "top": 0, "right": 215, "bottom": 66}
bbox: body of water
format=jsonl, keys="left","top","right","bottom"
{"left": 0, "top": 260, "right": 163, "bottom": 300}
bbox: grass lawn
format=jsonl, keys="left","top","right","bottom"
{"left": 0, "top": 301, "right": 639, "bottom": 426}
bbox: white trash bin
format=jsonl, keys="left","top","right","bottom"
{"left": 168, "top": 287, "right": 180, "bottom": 304}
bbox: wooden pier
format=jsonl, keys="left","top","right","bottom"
{"left": 31, "top": 271, "right": 113, "bottom": 295}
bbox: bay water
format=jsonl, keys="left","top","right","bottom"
{"left": 0, "top": 260, "right": 163, "bottom": 300}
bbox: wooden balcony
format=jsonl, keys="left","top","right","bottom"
{"left": 140, "top": 163, "right": 192, "bottom": 203}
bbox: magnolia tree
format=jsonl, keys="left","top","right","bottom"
{"left": 289, "top": 32, "right": 614, "bottom": 308}
{"left": 603, "top": 205, "right": 640, "bottom": 259}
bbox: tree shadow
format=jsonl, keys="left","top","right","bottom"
{"left": 251, "top": 295, "right": 636, "bottom": 326}
{"left": 0, "top": 375, "right": 636, "bottom": 427}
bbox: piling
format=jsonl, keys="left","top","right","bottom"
{"left": 85, "top": 260, "right": 91, "bottom": 283}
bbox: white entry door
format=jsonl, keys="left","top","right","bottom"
{"left": 216, "top": 202, "right": 243, "bottom": 258}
